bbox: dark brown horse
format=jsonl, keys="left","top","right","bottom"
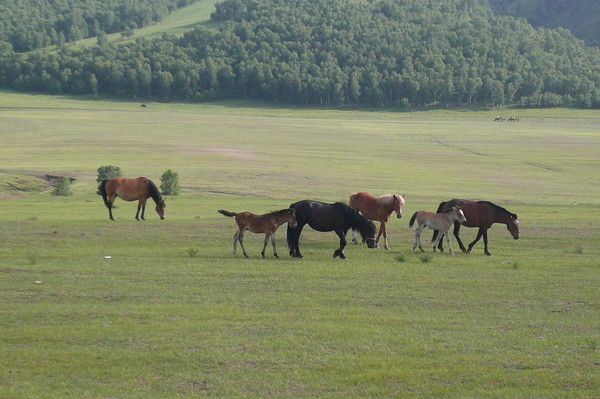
{"left": 99, "top": 177, "right": 165, "bottom": 221}
{"left": 432, "top": 199, "right": 519, "bottom": 256}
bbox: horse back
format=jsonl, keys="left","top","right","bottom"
{"left": 106, "top": 177, "right": 149, "bottom": 201}
{"left": 349, "top": 192, "right": 389, "bottom": 221}
{"left": 441, "top": 199, "right": 493, "bottom": 228}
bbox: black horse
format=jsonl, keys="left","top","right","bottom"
{"left": 432, "top": 199, "right": 520, "bottom": 256}
{"left": 287, "top": 200, "right": 377, "bottom": 259}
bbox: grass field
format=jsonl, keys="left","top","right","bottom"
{"left": 0, "top": 91, "right": 599, "bottom": 397}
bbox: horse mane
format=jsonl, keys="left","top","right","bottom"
{"left": 336, "top": 202, "right": 371, "bottom": 234}
{"left": 264, "top": 208, "right": 292, "bottom": 217}
{"left": 480, "top": 201, "right": 517, "bottom": 219}
{"left": 147, "top": 180, "right": 163, "bottom": 205}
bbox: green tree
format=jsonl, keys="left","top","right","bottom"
{"left": 160, "top": 169, "right": 180, "bottom": 195}
{"left": 53, "top": 177, "right": 72, "bottom": 196}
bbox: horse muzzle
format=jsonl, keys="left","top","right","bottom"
{"left": 514, "top": 235, "right": 519, "bottom": 240}
{"left": 397, "top": 214, "right": 402, "bottom": 219}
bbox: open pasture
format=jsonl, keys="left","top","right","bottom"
{"left": 0, "top": 92, "right": 599, "bottom": 397}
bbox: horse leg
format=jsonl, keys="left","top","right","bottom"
{"left": 141, "top": 199, "right": 147, "bottom": 220}
{"left": 238, "top": 230, "right": 249, "bottom": 258}
{"left": 271, "top": 233, "right": 278, "bottom": 258}
{"left": 433, "top": 230, "right": 443, "bottom": 252}
{"left": 351, "top": 228, "right": 358, "bottom": 245}
{"left": 232, "top": 231, "right": 239, "bottom": 255}
{"left": 382, "top": 222, "right": 390, "bottom": 250}
{"left": 453, "top": 222, "right": 467, "bottom": 253}
{"left": 445, "top": 230, "right": 454, "bottom": 255}
{"left": 415, "top": 226, "right": 425, "bottom": 252}
{"left": 135, "top": 200, "right": 141, "bottom": 221}
{"left": 261, "top": 232, "right": 271, "bottom": 258}
{"left": 108, "top": 194, "right": 116, "bottom": 221}
{"left": 482, "top": 229, "right": 491, "bottom": 256}
{"left": 375, "top": 223, "right": 384, "bottom": 248}
{"left": 333, "top": 229, "right": 347, "bottom": 259}
{"left": 467, "top": 229, "right": 484, "bottom": 253}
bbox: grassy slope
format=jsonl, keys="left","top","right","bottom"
{"left": 31, "top": 0, "right": 219, "bottom": 53}
{"left": 0, "top": 91, "right": 599, "bottom": 397}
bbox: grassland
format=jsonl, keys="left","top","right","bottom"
{"left": 0, "top": 91, "right": 599, "bottom": 397}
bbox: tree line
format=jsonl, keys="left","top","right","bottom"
{"left": 0, "top": 0, "right": 198, "bottom": 52}
{"left": 1, "top": 0, "right": 600, "bottom": 108}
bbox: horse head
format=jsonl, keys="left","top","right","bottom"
{"left": 452, "top": 206, "right": 467, "bottom": 224}
{"left": 393, "top": 194, "right": 406, "bottom": 218}
{"left": 361, "top": 220, "right": 377, "bottom": 248}
{"left": 156, "top": 200, "right": 166, "bottom": 220}
{"left": 507, "top": 213, "right": 519, "bottom": 239}
{"left": 287, "top": 208, "right": 298, "bottom": 228}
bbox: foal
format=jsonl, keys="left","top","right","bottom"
{"left": 409, "top": 207, "right": 467, "bottom": 255}
{"left": 219, "top": 208, "right": 297, "bottom": 258}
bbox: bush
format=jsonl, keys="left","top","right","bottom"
{"left": 52, "top": 176, "right": 72, "bottom": 196}
{"left": 160, "top": 169, "right": 180, "bottom": 195}
{"left": 96, "top": 165, "right": 122, "bottom": 194}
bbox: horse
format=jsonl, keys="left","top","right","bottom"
{"left": 507, "top": 116, "right": 520, "bottom": 122}
{"left": 494, "top": 116, "right": 506, "bottom": 122}
{"left": 409, "top": 207, "right": 467, "bottom": 255}
{"left": 99, "top": 177, "right": 165, "bottom": 221}
{"left": 432, "top": 199, "right": 520, "bottom": 256}
{"left": 218, "top": 208, "right": 297, "bottom": 258}
{"left": 287, "top": 200, "right": 377, "bottom": 259}
{"left": 349, "top": 192, "right": 406, "bottom": 250}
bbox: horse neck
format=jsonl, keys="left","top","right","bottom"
{"left": 147, "top": 181, "right": 163, "bottom": 204}
{"left": 490, "top": 205, "right": 511, "bottom": 224}
{"left": 273, "top": 212, "right": 292, "bottom": 226}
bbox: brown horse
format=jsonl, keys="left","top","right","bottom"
{"left": 432, "top": 199, "right": 519, "bottom": 256}
{"left": 99, "top": 177, "right": 165, "bottom": 221}
{"left": 349, "top": 192, "right": 406, "bottom": 250}
{"left": 409, "top": 207, "right": 467, "bottom": 255}
{"left": 219, "top": 208, "right": 297, "bottom": 258}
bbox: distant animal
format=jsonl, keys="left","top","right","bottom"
{"left": 218, "top": 208, "right": 297, "bottom": 258}
{"left": 140, "top": 104, "right": 147, "bottom": 108}
{"left": 349, "top": 192, "right": 406, "bottom": 250}
{"left": 507, "top": 116, "right": 519, "bottom": 122}
{"left": 494, "top": 116, "right": 506, "bottom": 122}
{"left": 99, "top": 177, "right": 165, "bottom": 221}
{"left": 287, "top": 200, "right": 376, "bottom": 259}
{"left": 432, "top": 199, "right": 520, "bottom": 256}
{"left": 409, "top": 207, "right": 467, "bottom": 255}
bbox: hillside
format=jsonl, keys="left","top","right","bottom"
{"left": 1, "top": 0, "right": 600, "bottom": 108}
{"left": 0, "top": 0, "right": 201, "bottom": 52}
{"left": 486, "top": 0, "right": 600, "bottom": 47}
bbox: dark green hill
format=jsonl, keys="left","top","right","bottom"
{"left": 1, "top": 0, "right": 599, "bottom": 108}
{"left": 0, "top": 0, "right": 199, "bottom": 52}
{"left": 486, "top": 0, "right": 600, "bottom": 46}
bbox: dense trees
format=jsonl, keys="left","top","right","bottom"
{"left": 0, "top": 0, "right": 198, "bottom": 52}
{"left": 1, "top": 0, "right": 600, "bottom": 108}
{"left": 486, "top": 0, "right": 600, "bottom": 47}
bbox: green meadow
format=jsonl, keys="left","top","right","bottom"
{"left": 0, "top": 91, "right": 599, "bottom": 397}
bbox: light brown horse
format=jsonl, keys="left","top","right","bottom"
{"left": 99, "top": 177, "right": 165, "bottom": 221}
{"left": 219, "top": 208, "right": 297, "bottom": 258}
{"left": 349, "top": 192, "right": 406, "bottom": 250}
{"left": 409, "top": 207, "right": 466, "bottom": 255}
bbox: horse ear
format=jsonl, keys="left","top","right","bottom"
{"left": 402, "top": 193, "right": 406, "bottom": 198}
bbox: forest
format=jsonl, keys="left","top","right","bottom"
{"left": 1, "top": 0, "right": 600, "bottom": 108}
{"left": 0, "top": 0, "right": 198, "bottom": 52}
{"left": 486, "top": 0, "right": 600, "bottom": 47}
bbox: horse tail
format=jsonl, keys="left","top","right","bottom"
{"left": 218, "top": 210, "right": 237, "bottom": 217}
{"left": 409, "top": 212, "right": 417, "bottom": 228}
{"left": 99, "top": 180, "right": 110, "bottom": 209}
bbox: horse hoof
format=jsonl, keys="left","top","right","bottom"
{"left": 274, "top": 253, "right": 279, "bottom": 258}
{"left": 261, "top": 253, "right": 265, "bottom": 258}
{"left": 485, "top": 252, "right": 492, "bottom": 256}
{"left": 243, "top": 253, "right": 249, "bottom": 258}
{"left": 339, "top": 253, "right": 347, "bottom": 260}
{"left": 384, "top": 246, "right": 390, "bottom": 251}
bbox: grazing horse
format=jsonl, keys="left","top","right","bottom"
{"left": 218, "top": 208, "right": 297, "bottom": 258}
{"left": 99, "top": 177, "right": 165, "bottom": 221}
{"left": 287, "top": 200, "right": 376, "bottom": 259}
{"left": 409, "top": 207, "right": 467, "bottom": 255}
{"left": 494, "top": 116, "right": 506, "bottom": 122}
{"left": 432, "top": 199, "right": 520, "bottom": 256}
{"left": 349, "top": 192, "right": 406, "bottom": 250}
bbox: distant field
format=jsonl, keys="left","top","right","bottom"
{"left": 0, "top": 91, "right": 599, "bottom": 397}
